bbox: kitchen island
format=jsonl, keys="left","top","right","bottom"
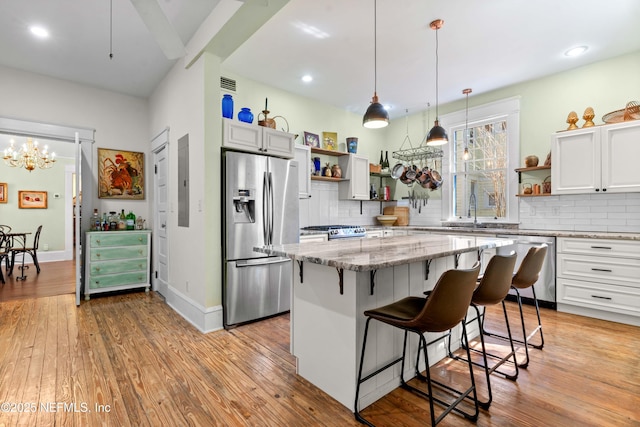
{"left": 255, "top": 234, "right": 515, "bottom": 411}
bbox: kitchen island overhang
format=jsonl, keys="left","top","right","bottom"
{"left": 255, "top": 234, "right": 516, "bottom": 411}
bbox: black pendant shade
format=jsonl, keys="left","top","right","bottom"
{"left": 363, "top": 93, "right": 389, "bottom": 128}
{"left": 426, "top": 120, "right": 448, "bottom": 145}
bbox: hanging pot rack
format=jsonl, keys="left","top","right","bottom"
{"left": 392, "top": 108, "right": 444, "bottom": 163}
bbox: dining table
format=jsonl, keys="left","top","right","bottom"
{"left": 6, "top": 231, "right": 31, "bottom": 281}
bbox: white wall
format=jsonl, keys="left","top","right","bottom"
{"left": 0, "top": 64, "right": 151, "bottom": 253}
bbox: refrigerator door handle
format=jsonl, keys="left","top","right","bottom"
{"left": 268, "top": 171, "right": 274, "bottom": 245}
{"left": 262, "top": 171, "right": 269, "bottom": 245}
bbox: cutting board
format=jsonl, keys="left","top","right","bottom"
{"left": 383, "top": 206, "right": 409, "bottom": 226}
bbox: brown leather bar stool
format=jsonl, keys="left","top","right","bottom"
{"left": 483, "top": 244, "right": 548, "bottom": 368}
{"left": 354, "top": 264, "right": 481, "bottom": 427}
{"left": 452, "top": 253, "right": 519, "bottom": 409}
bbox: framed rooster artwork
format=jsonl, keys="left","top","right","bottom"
{"left": 97, "top": 148, "right": 145, "bottom": 199}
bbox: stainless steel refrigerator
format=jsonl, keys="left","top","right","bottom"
{"left": 223, "top": 150, "right": 299, "bottom": 328}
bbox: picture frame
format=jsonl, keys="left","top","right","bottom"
{"left": 0, "top": 183, "right": 7, "bottom": 203}
{"left": 98, "top": 148, "right": 145, "bottom": 199}
{"left": 303, "top": 131, "right": 320, "bottom": 148}
{"left": 322, "top": 131, "right": 338, "bottom": 151}
{"left": 18, "top": 190, "right": 47, "bottom": 209}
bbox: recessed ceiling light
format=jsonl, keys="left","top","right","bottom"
{"left": 565, "top": 46, "right": 588, "bottom": 57}
{"left": 29, "top": 25, "right": 49, "bottom": 39}
{"left": 301, "top": 75, "right": 313, "bottom": 83}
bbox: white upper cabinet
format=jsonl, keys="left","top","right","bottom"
{"left": 294, "top": 145, "right": 311, "bottom": 199}
{"left": 223, "top": 118, "right": 295, "bottom": 159}
{"left": 338, "top": 154, "right": 370, "bottom": 200}
{"left": 551, "top": 120, "right": 640, "bottom": 195}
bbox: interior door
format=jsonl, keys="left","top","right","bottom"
{"left": 154, "top": 143, "right": 169, "bottom": 293}
{"left": 75, "top": 133, "right": 81, "bottom": 306}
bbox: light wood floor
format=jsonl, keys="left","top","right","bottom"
{"left": 0, "top": 260, "right": 75, "bottom": 302}
{"left": 0, "top": 280, "right": 638, "bottom": 426}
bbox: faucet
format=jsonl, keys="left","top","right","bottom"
{"left": 468, "top": 193, "right": 477, "bottom": 225}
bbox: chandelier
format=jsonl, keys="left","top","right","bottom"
{"left": 3, "top": 137, "right": 56, "bottom": 172}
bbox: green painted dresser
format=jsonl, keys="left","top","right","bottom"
{"left": 84, "top": 230, "right": 152, "bottom": 300}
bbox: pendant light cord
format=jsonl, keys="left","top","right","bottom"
{"left": 373, "top": 0, "right": 378, "bottom": 95}
{"left": 434, "top": 27, "right": 439, "bottom": 120}
{"left": 109, "top": 0, "right": 113, "bottom": 60}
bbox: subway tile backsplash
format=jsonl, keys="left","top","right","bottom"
{"left": 519, "top": 193, "right": 640, "bottom": 233}
{"left": 302, "top": 182, "right": 640, "bottom": 233}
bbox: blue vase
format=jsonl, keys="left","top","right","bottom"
{"left": 347, "top": 137, "right": 358, "bottom": 154}
{"left": 238, "top": 107, "right": 254, "bottom": 123}
{"left": 313, "top": 157, "right": 321, "bottom": 175}
{"left": 222, "top": 94, "right": 234, "bottom": 119}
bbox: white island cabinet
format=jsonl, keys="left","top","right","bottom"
{"left": 255, "top": 234, "right": 514, "bottom": 411}
{"left": 551, "top": 120, "right": 640, "bottom": 195}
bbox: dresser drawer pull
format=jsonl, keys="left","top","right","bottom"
{"left": 96, "top": 253, "right": 101, "bottom": 258}
{"left": 590, "top": 246, "right": 611, "bottom": 250}
{"left": 95, "top": 267, "right": 100, "bottom": 272}
{"left": 591, "top": 268, "right": 612, "bottom": 273}
{"left": 138, "top": 237, "right": 143, "bottom": 242}
{"left": 96, "top": 239, "right": 101, "bottom": 244}
{"left": 138, "top": 250, "right": 143, "bottom": 255}
{"left": 591, "top": 295, "right": 612, "bottom": 301}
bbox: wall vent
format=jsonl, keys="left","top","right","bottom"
{"left": 220, "top": 76, "right": 236, "bottom": 92}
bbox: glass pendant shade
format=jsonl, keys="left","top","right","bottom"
{"left": 363, "top": 93, "right": 389, "bottom": 128}
{"left": 463, "top": 146, "right": 470, "bottom": 160}
{"left": 426, "top": 120, "right": 448, "bottom": 145}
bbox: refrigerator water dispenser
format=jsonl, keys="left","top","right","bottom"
{"left": 232, "top": 189, "right": 255, "bottom": 223}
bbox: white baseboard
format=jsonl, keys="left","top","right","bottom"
{"left": 158, "top": 285, "right": 223, "bottom": 333}
{"left": 12, "top": 249, "right": 73, "bottom": 264}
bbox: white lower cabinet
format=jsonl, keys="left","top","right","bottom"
{"left": 299, "top": 233, "right": 328, "bottom": 243}
{"left": 557, "top": 237, "right": 640, "bottom": 326}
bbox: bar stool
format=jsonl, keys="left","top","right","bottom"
{"left": 452, "top": 253, "right": 519, "bottom": 409}
{"left": 483, "top": 244, "right": 548, "bottom": 368}
{"left": 354, "top": 264, "right": 481, "bottom": 427}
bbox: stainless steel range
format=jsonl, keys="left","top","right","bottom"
{"left": 302, "top": 225, "right": 366, "bottom": 239}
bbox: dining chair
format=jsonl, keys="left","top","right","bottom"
{"left": 0, "top": 231, "right": 11, "bottom": 284}
{"left": 355, "top": 263, "right": 481, "bottom": 427}
{"left": 10, "top": 225, "right": 43, "bottom": 275}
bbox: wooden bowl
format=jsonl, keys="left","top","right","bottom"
{"left": 376, "top": 215, "right": 397, "bottom": 226}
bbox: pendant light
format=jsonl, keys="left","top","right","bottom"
{"left": 362, "top": 0, "right": 389, "bottom": 129}
{"left": 426, "top": 19, "right": 447, "bottom": 145}
{"left": 462, "top": 88, "right": 472, "bottom": 160}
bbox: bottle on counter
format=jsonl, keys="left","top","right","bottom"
{"left": 118, "top": 209, "right": 127, "bottom": 230}
{"left": 126, "top": 211, "right": 136, "bottom": 230}
{"left": 109, "top": 211, "right": 118, "bottom": 231}
{"left": 91, "top": 209, "right": 100, "bottom": 231}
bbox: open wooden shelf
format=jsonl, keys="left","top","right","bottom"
{"left": 516, "top": 193, "right": 553, "bottom": 197}
{"left": 310, "top": 176, "right": 346, "bottom": 182}
{"left": 515, "top": 165, "right": 550, "bottom": 173}
{"left": 310, "top": 147, "right": 348, "bottom": 157}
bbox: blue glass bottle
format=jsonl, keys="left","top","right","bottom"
{"left": 238, "top": 107, "right": 254, "bottom": 124}
{"left": 222, "top": 94, "right": 234, "bottom": 119}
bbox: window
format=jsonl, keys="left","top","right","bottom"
{"left": 453, "top": 119, "right": 508, "bottom": 219}
{"left": 440, "top": 97, "right": 520, "bottom": 223}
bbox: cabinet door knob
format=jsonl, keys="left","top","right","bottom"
{"left": 602, "top": 188, "right": 607, "bottom": 192}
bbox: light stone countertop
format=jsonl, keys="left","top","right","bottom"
{"left": 375, "top": 226, "right": 640, "bottom": 241}
{"left": 255, "top": 234, "right": 515, "bottom": 272}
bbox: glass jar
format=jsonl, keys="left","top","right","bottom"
{"left": 222, "top": 94, "right": 234, "bottom": 119}
{"left": 238, "top": 108, "right": 254, "bottom": 123}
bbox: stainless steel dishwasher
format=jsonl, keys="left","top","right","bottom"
{"left": 496, "top": 235, "right": 556, "bottom": 309}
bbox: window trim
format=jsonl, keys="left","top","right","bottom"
{"left": 440, "top": 96, "right": 520, "bottom": 223}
